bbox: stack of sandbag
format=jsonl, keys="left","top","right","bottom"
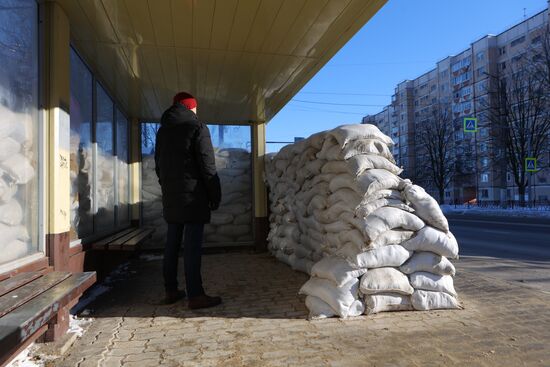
{"left": 264, "top": 124, "right": 461, "bottom": 318}
{"left": 0, "top": 105, "right": 36, "bottom": 264}
{"left": 141, "top": 148, "right": 253, "bottom": 247}
{"left": 141, "top": 154, "right": 166, "bottom": 246}
{"left": 205, "top": 148, "right": 253, "bottom": 243}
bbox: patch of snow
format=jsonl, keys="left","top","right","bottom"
{"left": 6, "top": 345, "right": 43, "bottom": 367}
{"left": 441, "top": 204, "right": 550, "bottom": 218}
{"left": 68, "top": 314, "right": 93, "bottom": 338}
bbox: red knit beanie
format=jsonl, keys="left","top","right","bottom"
{"left": 173, "top": 92, "right": 197, "bottom": 110}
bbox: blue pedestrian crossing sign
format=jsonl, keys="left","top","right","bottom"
{"left": 463, "top": 117, "right": 478, "bottom": 133}
{"left": 525, "top": 158, "right": 537, "bottom": 172}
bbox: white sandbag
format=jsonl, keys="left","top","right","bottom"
{"left": 311, "top": 256, "right": 367, "bottom": 287}
{"left": 314, "top": 202, "right": 353, "bottom": 224}
{"left": 348, "top": 245, "right": 412, "bottom": 268}
{"left": 0, "top": 153, "right": 35, "bottom": 184}
{"left": 342, "top": 139, "right": 395, "bottom": 162}
{"left": 359, "top": 267, "right": 414, "bottom": 295}
{"left": 401, "top": 183, "right": 449, "bottom": 232}
{"left": 325, "top": 220, "right": 352, "bottom": 233}
{"left": 355, "top": 198, "right": 413, "bottom": 218}
{"left": 400, "top": 252, "right": 456, "bottom": 276}
{"left": 409, "top": 272, "right": 457, "bottom": 297}
{"left": 411, "top": 290, "right": 462, "bottom": 311}
{"left": 356, "top": 169, "right": 402, "bottom": 196}
{"left": 210, "top": 212, "right": 234, "bottom": 226}
{"left": 0, "top": 239, "right": 28, "bottom": 264}
{"left": 299, "top": 277, "right": 360, "bottom": 318}
{"left": 363, "top": 207, "right": 425, "bottom": 242}
{"left": 0, "top": 174, "right": 18, "bottom": 203}
{"left": 327, "top": 188, "right": 362, "bottom": 207}
{"left": 292, "top": 256, "right": 314, "bottom": 275}
{"left": 0, "top": 224, "right": 30, "bottom": 244}
{"left": 364, "top": 293, "right": 413, "bottom": 315}
{"left": 321, "top": 161, "right": 349, "bottom": 174}
{"left": 346, "top": 154, "right": 402, "bottom": 176}
{"left": 401, "top": 226, "right": 459, "bottom": 259}
{"left": 328, "top": 174, "right": 357, "bottom": 193}
{"left": 0, "top": 137, "right": 21, "bottom": 162}
{"left": 0, "top": 199, "right": 23, "bottom": 225}
{"left": 339, "top": 229, "right": 367, "bottom": 250}
{"left": 361, "top": 189, "right": 402, "bottom": 204}
{"left": 328, "top": 124, "right": 394, "bottom": 147}
{"left": 370, "top": 230, "right": 415, "bottom": 249}
{"left": 305, "top": 295, "right": 336, "bottom": 319}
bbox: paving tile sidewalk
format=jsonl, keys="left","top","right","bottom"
{"left": 52, "top": 252, "right": 549, "bottom": 367}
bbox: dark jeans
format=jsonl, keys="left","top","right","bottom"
{"left": 163, "top": 222, "right": 205, "bottom": 297}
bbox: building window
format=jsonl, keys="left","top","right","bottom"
{"left": 445, "top": 191, "right": 451, "bottom": 198}
{"left": 0, "top": 0, "right": 40, "bottom": 268}
{"left": 481, "top": 173, "right": 489, "bottom": 183}
{"left": 480, "top": 128, "right": 489, "bottom": 137}
{"left": 70, "top": 48, "right": 94, "bottom": 239}
{"left": 476, "top": 66, "right": 486, "bottom": 77}
{"left": 499, "top": 46, "right": 506, "bottom": 55}
{"left": 480, "top": 143, "right": 488, "bottom": 152}
{"left": 532, "top": 35, "right": 542, "bottom": 44}
{"left": 476, "top": 51, "right": 485, "bottom": 62}
{"left": 511, "top": 36, "right": 525, "bottom": 47}
{"left": 532, "top": 53, "right": 542, "bottom": 62}
{"left": 481, "top": 158, "right": 489, "bottom": 167}
{"left": 507, "top": 172, "right": 512, "bottom": 182}
{"left": 481, "top": 189, "right": 489, "bottom": 198}
{"left": 499, "top": 61, "right": 506, "bottom": 71}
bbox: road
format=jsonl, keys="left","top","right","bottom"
{"left": 449, "top": 216, "right": 550, "bottom": 261}
{"left": 449, "top": 215, "right": 550, "bottom": 292}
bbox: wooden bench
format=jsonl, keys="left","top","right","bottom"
{"left": 91, "top": 228, "right": 155, "bottom": 252}
{"left": 0, "top": 271, "right": 96, "bottom": 367}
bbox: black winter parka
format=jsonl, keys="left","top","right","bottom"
{"left": 155, "top": 104, "right": 221, "bottom": 223}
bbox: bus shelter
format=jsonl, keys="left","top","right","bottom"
{"left": 0, "top": 0, "right": 385, "bottom": 343}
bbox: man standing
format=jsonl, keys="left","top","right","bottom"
{"left": 155, "top": 92, "right": 222, "bottom": 309}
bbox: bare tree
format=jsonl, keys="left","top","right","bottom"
{"left": 141, "top": 122, "right": 160, "bottom": 155}
{"left": 485, "top": 61, "right": 550, "bottom": 206}
{"left": 416, "top": 103, "right": 455, "bottom": 203}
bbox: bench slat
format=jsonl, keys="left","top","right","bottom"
{"left": 0, "top": 273, "right": 42, "bottom": 298}
{"left": 121, "top": 229, "right": 154, "bottom": 250}
{"left": 0, "top": 272, "right": 71, "bottom": 318}
{"left": 0, "top": 272, "right": 96, "bottom": 357}
{"left": 109, "top": 229, "right": 147, "bottom": 250}
{"left": 91, "top": 228, "right": 135, "bottom": 250}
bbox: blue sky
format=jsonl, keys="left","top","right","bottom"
{"left": 266, "top": 0, "right": 549, "bottom": 152}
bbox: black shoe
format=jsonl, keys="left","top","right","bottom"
{"left": 164, "top": 289, "right": 186, "bottom": 304}
{"left": 188, "top": 294, "right": 222, "bottom": 309}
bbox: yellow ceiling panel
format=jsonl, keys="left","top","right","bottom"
{"left": 243, "top": 0, "right": 284, "bottom": 53}
{"left": 57, "top": 0, "right": 387, "bottom": 123}
{"left": 260, "top": 0, "right": 307, "bottom": 53}
{"left": 171, "top": 0, "right": 193, "bottom": 48}
{"left": 148, "top": 0, "right": 174, "bottom": 47}
{"left": 76, "top": 0, "right": 118, "bottom": 44}
{"left": 192, "top": 0, "right": 215, "bottom": 48}
{"left": 226, "top": 0, "right": 260, "bottom": 52}
{"left": 122, "top": 0, "right": 156, "bottom": 45}
{"left": 209, "top": 0, "right": 239, "bottom": 50}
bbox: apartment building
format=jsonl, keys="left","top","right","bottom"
{"left": 364, "top": 5, "right": 550, "bottom": 203}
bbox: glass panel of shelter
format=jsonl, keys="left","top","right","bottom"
{"left": 140, "top": 122, "right": 254, "bottom": 248}
{"left": 69, "top": 46, "right": 132, "bottom": 241}
{"left": 0, "top": 0, "right": 41, "bottom": 267}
